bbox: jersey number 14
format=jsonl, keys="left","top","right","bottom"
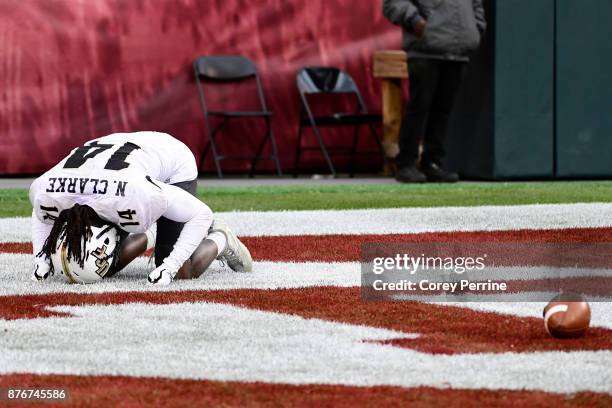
{"left": 64, "top": 142, "right": 141, "bottom": 170}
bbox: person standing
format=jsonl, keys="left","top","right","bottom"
{"left": 383, "top": 0, "right": 486, "bottom": 182}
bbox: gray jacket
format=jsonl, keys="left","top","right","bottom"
{"left": 382, "top": 0, "right": 486, "bottom": 60}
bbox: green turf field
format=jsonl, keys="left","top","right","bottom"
{"left": 1, "top": 181, "right": 612, "bottom": 217}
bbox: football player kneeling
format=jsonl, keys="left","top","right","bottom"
{"left": 30, "top": 131, "right": 252, "bottom": 285}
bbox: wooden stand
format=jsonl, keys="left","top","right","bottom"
{"left": 373, "top": 50, "right": 408, "bottom": 176}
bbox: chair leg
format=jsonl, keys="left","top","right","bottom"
{"left": 248, "top": 118, "right": 283, "bottom": 178}
{"left": 198, "top": 141, "right": 210, "bottom": 174}
{"left": 311, "top": 125, "right": 336, "bottom": 177}
{"left": 208, "top": 126, "right": 223, "bottom": 178}
{"left": 350, "top": 125, "right": 361, "bottom": 178}
{"left": 368, "top": 123, "right": 386, "bottom": 161}
{"left": 269, "top": 128, "right": 283, "bottom": 177}
{"left": 250, "top": 131, "right": 269, "bottom": 178}
{"left": 293, "top": 122, "right": 304, "bottom": 178}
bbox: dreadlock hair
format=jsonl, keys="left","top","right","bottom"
{"left": 38, "top": 204, "right": 102, "bottom": 269}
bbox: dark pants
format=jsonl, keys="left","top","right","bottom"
{"left": 396, "top": 58, "right": 467, "bottom": 169}
{"left": 154, "top": 179, "right": 198, "bottom": 267}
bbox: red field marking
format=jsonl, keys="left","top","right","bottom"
{"left": 243, "top": 228, "right": 612, "bottom": 263}
{"left": 0, "top": 242, "right": 31, "bottom": 253}
{"left": 1, "top": 287, "right": 611, "bottom": 354}
{"left": 1, "top": 373, "right": 609, "bottom": 408}
{"left": 4, "top": 227, "right": 612, "bottom": 263}
{"left": 1, "top": 373, "right": 610, "bottom": 408}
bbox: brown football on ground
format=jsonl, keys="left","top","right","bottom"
{"left": 543, "top": 293, "right": 591, "bottom": 339}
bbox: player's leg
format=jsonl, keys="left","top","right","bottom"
{"left": 174, "top": 238, "right": 219, "bottom": 279}
{"left": 173, "top": 219, "right": 251, "bottom": 279}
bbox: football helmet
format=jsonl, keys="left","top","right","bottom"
{"left": 50, "top": 224, "right": 121, "bottom": 284}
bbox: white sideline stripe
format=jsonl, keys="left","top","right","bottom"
{"left": 1, "top": 302, "right": 611, "bottom": 394}
{"left": 3, "top": 202, "right": 612, "bottom": 241}
{"left": 2, "top": 253, "right": 610, "bottom": 296}
{"left": 0, "top": 255, "right": 360, "bottom": 296}
{"left": 3, "top": 253, "right": 612, "bottom": 330}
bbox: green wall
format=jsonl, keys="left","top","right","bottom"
{"left": 494, "top": 0, "right": 554, "bottom": 178}
{"left": 448, "top": 0, "right": 611, "bottom": 179}
{"left": 555, "top": 0, "right": 612, "bottom": 177}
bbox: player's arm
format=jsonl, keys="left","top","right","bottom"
{"left": 29, "top": 177, "right": 57, "bottom": 281}
{"left": 31, "top": 210, "right": 54, "bottom": 281}
{"left": 147, "top": 184, "right": 213, "bottom": 284}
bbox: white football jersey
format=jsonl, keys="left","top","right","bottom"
{"left": 30, "top": 132, "right": 197, "bottom": 233}
{"left": 54, "top": 131, "right": 197, "bottom": 184}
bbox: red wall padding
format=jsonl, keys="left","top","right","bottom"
{"left": 0, "top": 0, "right": 400, "bottom": 175}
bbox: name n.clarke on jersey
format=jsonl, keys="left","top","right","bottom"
{"left": 43, "top": 176, "right": 130, "bottom": 197}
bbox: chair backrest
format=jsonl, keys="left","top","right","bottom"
{"left": 296, "top": 66, "right": 367, "bottom": 113}
{"left": 193, "top": 55, "right": 268, "bottom": 114}
{"left": 296, "top": 67, "right": 360, "bottom": 95}
{"left": 194, "top": 55, "right": 257, "bottom": 81}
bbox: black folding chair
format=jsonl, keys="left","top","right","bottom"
{"left": 193, "top": 55, "right": 282, "bottom": 177}
{"left": 294, "top": 66, "right": 385, "bottom": 177}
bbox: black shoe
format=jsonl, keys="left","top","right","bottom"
{"left": 395, "top": 165, "right": 427, "bottom": 183}
{"left": 421, "top": 162, "right": 459, "bottom": 182}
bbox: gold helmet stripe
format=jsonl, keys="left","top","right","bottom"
{"left": 60, "top": 243, "right": 78, "bottom": 284}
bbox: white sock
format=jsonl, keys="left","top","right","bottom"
{"left": 206, "top": 231, "right": 227, "bottom": 256}
{"left": 144, "top": 223, "right": 157, "bottom": 251}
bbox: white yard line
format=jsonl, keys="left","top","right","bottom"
{"left": 3, "top": 253, "right": 609, "bottom": 296}
{"left": 0, "top": 255, "right": 360, "bottom": 296}
{"left": 3, "top": 202, "right": 612, "bottom": 242}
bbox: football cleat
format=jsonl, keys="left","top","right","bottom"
{"left": 210, "top": 218, "right": 253, "bottom": 272}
